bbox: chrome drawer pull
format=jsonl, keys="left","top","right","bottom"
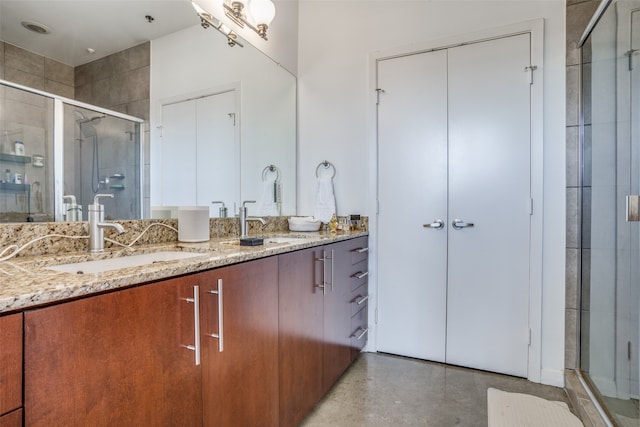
{"left": 353, "top": 295, "right": 369, "bottom": 305}
{"left": 185, "top": 285, "right": 201, "bottom": 365}
{"left": 354, "top": 247, "right": 369, "bottom": 253}
{"left": 207, "top": 279, "right": 224, "bottom": 352}
{"left": 350, "top": 327, "right": 369, "bottom": 340}
{"left": 353, "top": 271, "right": 368, "bottom": 280}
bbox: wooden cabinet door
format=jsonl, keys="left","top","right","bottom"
{"left": 0, "top": 409, "right": 22, "bottom": 427}
{"left": 322, "top": 242, "right": 353, "bottom": 392}
{"left": 278, "top": 247, "right": 324, "bottom": 427}
{"left": 24, "top": 277, "right": 203, "bottom": 427}
{"left": 0, "top": 314, "right": 22, "bottom": 418}
{"left": 201, "top": 257, "right": 279, "bottom": 427}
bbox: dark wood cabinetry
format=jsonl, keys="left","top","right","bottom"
{"left": 16, "top": 235, "right": 366, "bottom": 426}
{"left": 201, "top": 257, "right": 279, "bottom": 427}
{"left": 279, "top": 237, "right": 369, "bottom": 427}
{"left": 0, "top": 314, "right": 22, "bottom": 427}
{"left": 24, "top": 276, "right": 203, "bottom": 427}
{"left": 278, "top": 247, "right": 325, "bottom": 427}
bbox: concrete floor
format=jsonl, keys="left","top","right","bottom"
{"left": 301, "top": 352, "right": 572, "bottom": 427}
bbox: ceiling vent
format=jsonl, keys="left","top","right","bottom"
{"left": 21, "top": 20, "right": 52, "bottom": 35}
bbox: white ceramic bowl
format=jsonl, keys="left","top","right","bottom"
{"left": 288, "top": 216, "right": 322, "bottom": 232}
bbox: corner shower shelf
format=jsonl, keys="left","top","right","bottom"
{"left": 0, "top": 183, "right": 30, "bottom": 192}
{"left": 0, "top": 153, "right": 32, "bottom": 163}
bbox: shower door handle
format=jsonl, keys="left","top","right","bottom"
{"left": 627, "top": 195, "right": 640, "bottom": 222}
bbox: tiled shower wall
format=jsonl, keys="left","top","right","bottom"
{"left": 566, "top": 0, "right": 600, "bottom": 372}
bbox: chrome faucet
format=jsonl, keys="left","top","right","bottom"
{"left": 88, "top": 194, "right": 126, "bottom": 253}
{"left": 239, "top": 200, "right": 266, "bottom": 237}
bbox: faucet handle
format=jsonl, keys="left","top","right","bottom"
{"left": 242, "top": 200, "right": 256, "bottom": 207}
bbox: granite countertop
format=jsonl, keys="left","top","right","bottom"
{"left": 0, "top": 231, "right": 368, "bottom": 314}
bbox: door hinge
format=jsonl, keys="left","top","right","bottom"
{"left": 629, "top": 341, "right": 632, "bottom": 360}
{"left": 525, "top": 65, "right": 537, "bottom": 85}
{"left": 156, "top": 125, "right": 163, "bottom": 138}
{"left": 528, "top": 329, "right": 532, "bottom": 346}
{"left": 376, "top": 88, "right": 385, "bottom": 105}
{"left": 228, "top": 112, "right": 236, "bottom": 126}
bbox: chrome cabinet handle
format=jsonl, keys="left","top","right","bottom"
{"left": 423, "top": 219, "right": 444, "bottom": 229}
{"left": 350, "top": 327, "right": 369, "bottom": 340}
{"left": 185, "top": 286, "right": 201, "bottom": 366}
{"left": 207, "top": 279, "right": 224, "bottom": 352}
{"left": 353, "top": 294, "right": 369, "bottom": 305}
{"left": 353, "top": 271, "right": 369, "bottom": 279}
{"left": 324, "top": 250, "right": 334, "bottom": 293}
{"left": 353, "top": 247, "right": 369, "bottom": 253}
{"left": 452, "top": 219, "right": 474, "bottom": 230}
{"left": 315, "top": 255, "right": 328, "bottom": 295}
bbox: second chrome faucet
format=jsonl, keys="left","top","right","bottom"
{"left": 88, "top": 194, "right": 125, "bottom": 253}
{"left": 239, "top": 200, "right": 266, "bottom": 238}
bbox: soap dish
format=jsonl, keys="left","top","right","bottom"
{"left": 288, "top": 216, "right": 322, "bottom": 232}
{"left": 240, "top": 237, "right": 264, "bottom": 246}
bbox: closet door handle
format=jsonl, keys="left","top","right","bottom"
{"left": 423, "top": 219, "right": 444, "bottom": 229}
{"left": 452, "top": 219, "right": 474, "bottom": 230}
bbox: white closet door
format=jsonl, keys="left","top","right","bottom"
{"left": 446, "top": 34, "right": 531, "bottom": 377}
{"left": 160, "top": 91, "right": 238, "bottom": 214}
{"left": 195, "top": 91, "right": 239, "bottom": 216}
{"left": 161, "top": 101, "right": 197, "bottom": 206}
{"left": 376, "top": 50, "right": 449, "bottom": 361}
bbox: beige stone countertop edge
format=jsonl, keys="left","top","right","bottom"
{"left": 0, "top": 231, "right": 368, "bottom": 314}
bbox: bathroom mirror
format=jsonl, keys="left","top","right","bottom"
{"left": 0, "top": 0, "right": 296, "bottom": 222}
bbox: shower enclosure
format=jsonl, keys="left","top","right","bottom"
{"left": 580, "top": 0, "right": 640, "bottom": 424}
{"left": 63, "top": 104, "right": 141, "bottom": 221}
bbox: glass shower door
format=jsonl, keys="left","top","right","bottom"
{"left": 581, "top": 1, "right": 640, "bottom": 424}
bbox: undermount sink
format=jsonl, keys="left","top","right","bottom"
{"left": 264, "top": 237, "right": 311, "bottom": 244}
{"left": 46, "top": 251, "right": 205, "bottom": 275}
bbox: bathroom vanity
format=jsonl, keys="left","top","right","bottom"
{"left": 0, "top": 232, "right": 368, "bottom": 427}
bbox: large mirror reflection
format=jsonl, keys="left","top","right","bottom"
{"left": 0, "top": 0, "right": 296, "bottom": 222}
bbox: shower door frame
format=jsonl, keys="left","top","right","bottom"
{"left": 53, "top": 98, "right": 145, "bottom": 221}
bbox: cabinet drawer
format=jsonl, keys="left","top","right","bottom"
{"left": 348, "top": 237, "right": 369, "bottom": 265}
{"left": 350, "top": 303, "right": 369, "bottom": 355}
{"left": 0, "top": 408, "right": 23, "bottom": 427}
{"left": 350, "top": 259, "right": 368, "bottom": 292}
{"left": 350, "top": 292, "right": 369, "bottom": 317}
{"left": 0, "top": 314, "right": 22, "bottom": 417}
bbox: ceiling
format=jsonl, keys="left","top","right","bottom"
{"left": 0, "top": 0, "right": 198, "bottom": 66}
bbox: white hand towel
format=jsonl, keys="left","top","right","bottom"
{"left": 313, "top": 175, "right": 336, "bottom": 223}
{"left": 257, "top": 178, "right": 280, "bottom": 216}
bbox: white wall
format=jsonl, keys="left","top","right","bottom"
{"left": 297, "top": 0, "right": 566, "bottom": 385}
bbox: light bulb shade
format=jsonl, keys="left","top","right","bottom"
{"left": 249, "top": 0, "right": 275, "bottom": 26}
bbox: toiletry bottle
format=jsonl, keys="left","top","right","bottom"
{"left": 5, "top": 169, "right": 11, "bottom": 183}
{"left": 329, "top": 213, "right": 338, "bottom": 234}
{"left": 2, "top": 132, "right": 12, "bottom": 154}
{"left": 14, "top": 141, "right": 24, "bottom": 156}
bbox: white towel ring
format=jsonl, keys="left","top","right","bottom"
{"left": 262, "top": 164, "right": 281, "bottom": 182}
{"left": 316, "top": 160, "right": 336, "bottom": 179}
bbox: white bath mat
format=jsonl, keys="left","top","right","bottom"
{"left": 487, "top": 387, "right": 584, "bottom": 427}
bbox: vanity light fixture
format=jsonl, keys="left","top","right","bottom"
{"left": 223, "top": 0, "right": 275, "bottom": 40}
{"left": 192, "top": 1, "right": 243, "bottom": 48}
